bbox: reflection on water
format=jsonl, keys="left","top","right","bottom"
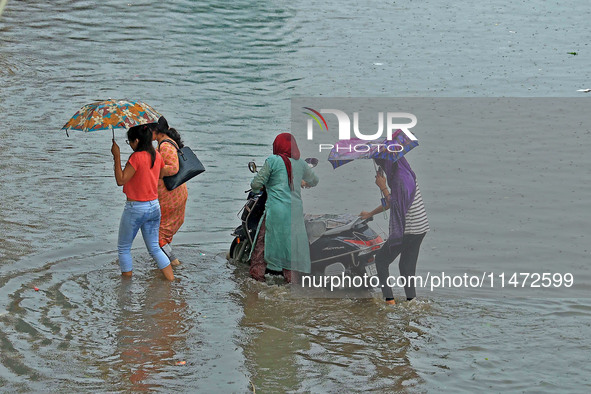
{"left": 0, "top": 247, "right": 248, "bottom": 392}
{"left": 114, "top": 278, "right": 189, "bottom": 391}
{"left": 0, "top": 245, "right": 590, "bottom": 392}
{"left": 233, "top": 261, "right": 430, "bottom": 392}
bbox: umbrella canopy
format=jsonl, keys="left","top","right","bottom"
{"left": 62, "top": 99, "right": 161, "bottom": 136}
{"left": 327, "top": 129, "right": 419, "bottom": 169}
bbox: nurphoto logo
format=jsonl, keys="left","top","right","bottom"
{"left": 303, "top": 107, "right": 418, "bottom": 152}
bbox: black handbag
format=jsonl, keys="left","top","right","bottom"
{"left": 159, "top": 139, "right": 205, "bottom": 190}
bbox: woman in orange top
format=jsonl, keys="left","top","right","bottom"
{"left": 111, "top": 124, "right": 174, "bottom": 281}
{"left": 151, "top": 117, "right": 189, "bottom": 266}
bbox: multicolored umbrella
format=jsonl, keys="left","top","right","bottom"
{"left": 327, "top": 129, "right": 419, "bottom": 169}
{"left": 62, "top": 99, "right": 162, "bottom": 137}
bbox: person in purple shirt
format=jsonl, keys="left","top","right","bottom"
{"left": 360, "top": 157, "right": 430, "bottom": 305}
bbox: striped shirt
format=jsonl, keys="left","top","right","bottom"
{"left": 404, "top": 183, "right": 430, "bottom": 235}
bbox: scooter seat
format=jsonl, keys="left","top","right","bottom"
{"left": 304, "top": 214, "right": 360, "bottom": 244}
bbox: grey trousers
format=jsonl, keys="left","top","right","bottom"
{"left": 160, "top": 243, "right": 177, "bottom": 262}
{"left": 374, "top": 233, "right": 426, "bottom": 300}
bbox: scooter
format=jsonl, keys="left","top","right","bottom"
{"left": 228, "top": 160, "right": 384, "bottom": 287}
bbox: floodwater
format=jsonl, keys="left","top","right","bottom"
{"left": 1, "top": 0, "right": 590, "bottom": 392}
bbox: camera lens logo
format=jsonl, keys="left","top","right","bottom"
{"left": 303, "top": 107, "right": 328, "bottom": 132}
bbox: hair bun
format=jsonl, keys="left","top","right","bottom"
{"left": 158, "top": 116, "right": 169, "bottom": 132}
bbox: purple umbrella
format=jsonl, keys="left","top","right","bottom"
{"left": 327, "top": 129, "right": 419, "bottom": 169}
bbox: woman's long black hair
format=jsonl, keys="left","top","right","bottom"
{"left": 156, "top": 116, "right": 184, "bottom": 148}
{"left": 127, "top": 124, "right": 157, "bottom": 168}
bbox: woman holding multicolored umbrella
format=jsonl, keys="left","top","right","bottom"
{"left": 111, "top": 124, "right": 174, "bottom": 281}
{"left": 63, "top": 99, "right": 174, "bottom": 279}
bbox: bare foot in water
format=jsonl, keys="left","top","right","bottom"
{"left": 170, "top": 259, "right": 181, "bottom": 266}
{"left": 160, "top": 265, "right": 175, "bottom": 281}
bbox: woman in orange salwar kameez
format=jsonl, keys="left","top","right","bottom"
{"left": 152, "top": 117, "right": 188, "bottom": 266}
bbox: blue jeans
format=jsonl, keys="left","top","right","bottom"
{"left": 117, "top": 200, "right": 171, "bottom": 272}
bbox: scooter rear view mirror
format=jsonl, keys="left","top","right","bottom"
{"left": 248, "top": 161, "right": 257, "bottom": 173}
{"left": 305, "top": 158, "right": 319, "bottom": 168}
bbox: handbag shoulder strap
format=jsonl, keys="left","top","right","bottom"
{"left": 159, "top": 138, "right": 187, "bottom": 161}
{"left": 158, "top": 138, "right": 180, "bottom": 152}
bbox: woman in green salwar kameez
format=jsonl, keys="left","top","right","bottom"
{"left": 249, "top": 133, "right": 319, "bottom": 283}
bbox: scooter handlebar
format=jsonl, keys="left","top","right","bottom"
{"left": 356, "top": 216, "right": 373, "bottom": 226}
